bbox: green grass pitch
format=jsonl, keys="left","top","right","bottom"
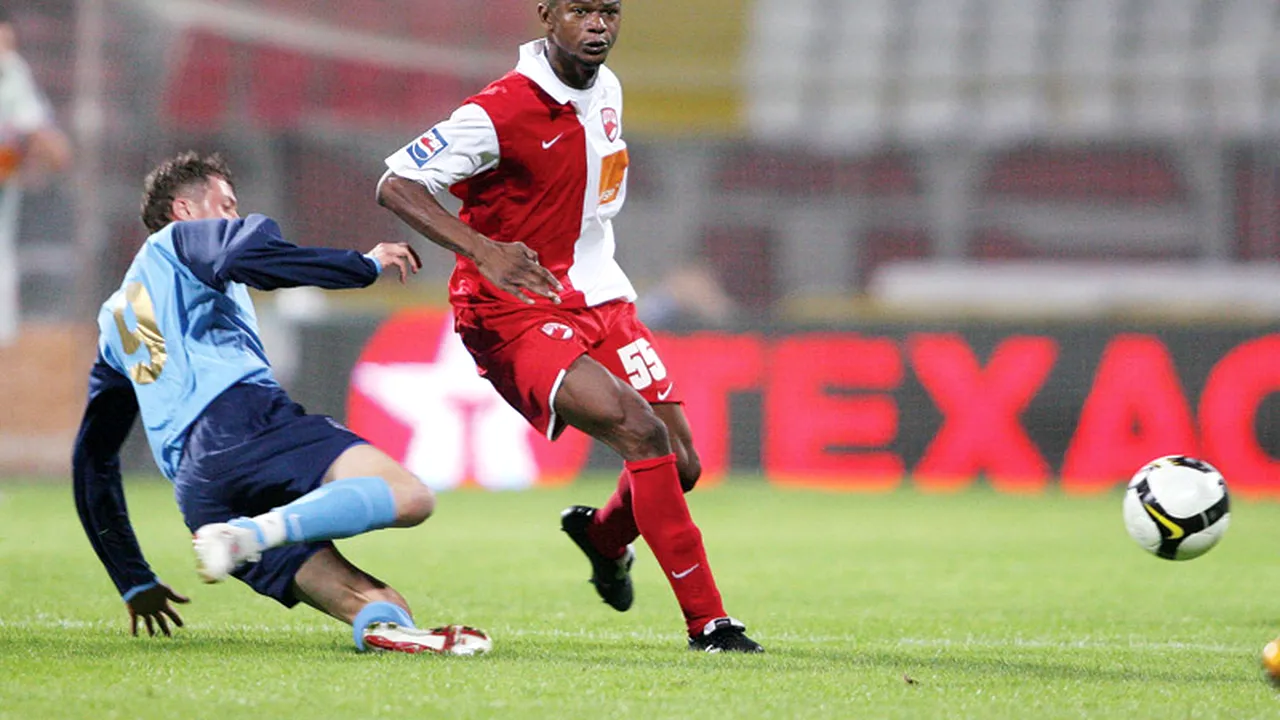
{"left": 2, "top": 476, "right": 1280, "bottom": 719}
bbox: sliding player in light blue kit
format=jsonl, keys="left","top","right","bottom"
{"left": 72, "top": 151, "right": 490, "bottom": 655}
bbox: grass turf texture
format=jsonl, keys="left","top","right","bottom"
{"left": 2, "top": 476, "right": 1280, "bottom": 719}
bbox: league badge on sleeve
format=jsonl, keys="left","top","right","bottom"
{"left": 601, "top": 108, "right": 620, "bottom": 142}
{"left": 407, "top": 128, "right": 450, "bottom": 168}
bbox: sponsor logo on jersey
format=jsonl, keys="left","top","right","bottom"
{"left": 407, "top": 128, "right": 449, "bottom": 168}
{"left": 599, "top": 149, "right": 629, "bottom": 205}
{"left": 602, "top": 108, "right": 620, "bottom": 142}
{"left": 542, "top": 322, "right": 575, "bottom": 340}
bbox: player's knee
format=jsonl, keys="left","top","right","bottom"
{"left": 396, "top": 482, "right": 435, "bottom": 526}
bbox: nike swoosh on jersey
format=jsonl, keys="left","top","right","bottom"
{"left": 657, "top": 384, "right": 674, "bottom": 401}
{"left": 671, "top": 563, "right": 700, "bottom": 579}
{"left": 541, "top": 133, "right": 565, "bottom": 150}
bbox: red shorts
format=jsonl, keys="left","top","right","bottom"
{"left": 453, "top": 299, "right": 682, "bottom": 440}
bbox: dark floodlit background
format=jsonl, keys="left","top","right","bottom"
{"left": 2, "top": 0, "right": 1277, "bottom": 488}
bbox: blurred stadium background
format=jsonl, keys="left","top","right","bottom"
{"left": 2, "top": 0, "right": 1278, "bottom": 489}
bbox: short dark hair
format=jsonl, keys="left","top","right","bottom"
{"left": 140, "top": 151, "right": 234, "bottom": 233}
{"left": 0, "top": 5, "right": 11, "bottom": 24}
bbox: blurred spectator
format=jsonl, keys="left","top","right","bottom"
{"left": 0, "top": 3, "right": 71, "bottom": 344}
{"left": 637, "top": 261, "right": 738, "bottom": 329}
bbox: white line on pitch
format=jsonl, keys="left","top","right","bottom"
{"left": 0, "top": 617, "right": 1248, "bottom": 653}
{"left": 896, "top": 637, "right": 1241, "bottom": 654}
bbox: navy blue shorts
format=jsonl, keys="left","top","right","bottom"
{"left": 174, "top": 383, "right": 365, "bottom": 607}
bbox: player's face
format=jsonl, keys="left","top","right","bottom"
{"left": 540, "top": 0, "right": 621, "bottom": 68}
{"left": 170, "top": 176, "right": 239, "bottom": 224}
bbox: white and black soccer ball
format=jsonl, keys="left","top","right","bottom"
{"left": 1123, "top": 455, "right": 1231, "bottom": 561}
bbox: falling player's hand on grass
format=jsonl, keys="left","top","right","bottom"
{"left": 475, "top": 240, "right": 564, "bottom": 305}
{"left": 367, "top": 242, "right": 423, "bottom": 284}
{"left": 126, "top": 583, "right": 190, "bottom": 637}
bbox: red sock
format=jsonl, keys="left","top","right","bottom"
{"left": 626, "top": 454, "right": 726, "bottom": 635}
{"left": 587, "top": 469, "right": 639, "bottom": 560}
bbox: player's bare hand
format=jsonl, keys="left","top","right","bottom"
{"left": 475, "top": 240, "right": 563, "bottom": 305}
{"left": 367, "top": 242, "right": 423, "bottom": 284}
{"left": 126, "top": 583, "right": 190, "bottom": 638}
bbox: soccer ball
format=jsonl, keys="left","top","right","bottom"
{"left": 1262, "top": 638, "right": 1280, "bottom": 685}
{"left": 1122, "top": 455, "right": 1230, "bottom": 561}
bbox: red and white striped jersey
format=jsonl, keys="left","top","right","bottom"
{"left": 384, "top": 39, "right": 635, "bottom": 309}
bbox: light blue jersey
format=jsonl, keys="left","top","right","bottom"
{"left": 93, "top": 214, "right": 380, "bottom": 479}
{"left": 96, "top": 220, "right": 276, "bottom": 479}
{"left": 76, "top": 213, "right": 378, "bottom": 598}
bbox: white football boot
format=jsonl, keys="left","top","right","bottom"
{"left": 362, "top": 623, "right": 492, "bottom": 656}
{"left": 192, "top": 523, "right": 263, "bottom": 583}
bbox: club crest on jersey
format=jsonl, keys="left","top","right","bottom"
{"left": 407, "top": 128, "right": 449, "bottom": 168}
{"left": 601, "top": 108, "right": 620, "bottom": 142}
{"left": 541, "top": 322, "right": 575, "bottom": 340}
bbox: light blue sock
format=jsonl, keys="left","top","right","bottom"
{"left": 273, "top": 476, "right": 398, "bottom": 544}
{"left": 353, "top": 601, "right": 415, "bottom": 651}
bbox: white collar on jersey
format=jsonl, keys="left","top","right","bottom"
{"left": 515, "top": 39, "right": 603, "bottom": 109}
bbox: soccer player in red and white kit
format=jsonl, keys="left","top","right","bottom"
{"left": 377, "top": 0, "right": 762, "bottom": 653}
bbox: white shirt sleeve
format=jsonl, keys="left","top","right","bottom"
{"left": 0, "top": 53, "right": 52, "bottom": 136}
{"left": 384, "top": 104, "right": 500, "bottom": 195}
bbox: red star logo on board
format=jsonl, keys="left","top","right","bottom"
{"left": 347, "top": 310, "right": 590, "bottom": 489}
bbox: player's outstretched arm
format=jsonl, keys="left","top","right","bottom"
{"left": 377, "top": 175, "right": 562, "bottom": 304}
{"left": 173, "top": 214, "right": 419, "bottom": 292}
{"left": 72, "top": 358, "right": 188, "bottom": 635}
